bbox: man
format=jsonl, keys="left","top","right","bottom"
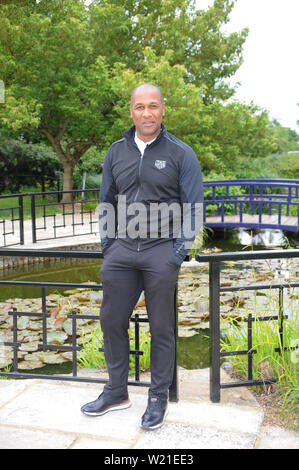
{"left": 81, "top": 84, "right": 203, "bottom": 430}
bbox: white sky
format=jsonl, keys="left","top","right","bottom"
{"left": 198, "top": 0, "right": 299, "bottom": 131}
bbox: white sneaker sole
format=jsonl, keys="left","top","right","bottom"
{"left": 82, "top": 400, "right": 132, "bottom": 417}
{"left": 141, "top": 408, "right": 168, "bottom": 431}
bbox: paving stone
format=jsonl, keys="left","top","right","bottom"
{"left": 0, "top": 382, "right": 147, "bottom": 441}
{"left": 134, "top": 422, "right": 256, "bottom": 449}
{"left": 167, "top": 400, "right": 264, "bottom": 435}
{"left": 0, "top": 425, "right": 75, "bottom": 449}
{"left": 71, "top": 437, "right": 131, "bottom": 449}
{"left": 257, "top": 426, "right": 299, "bottom": 449}
{"left": 0, "top": 379, "right": 36, "bottom": 408}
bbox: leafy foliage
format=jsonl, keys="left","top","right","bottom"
{"left": 0, "top": 0, "right": 278, "bottom": 194}
{"left": 0, "top": 140, "right": 62, "bottom": 192}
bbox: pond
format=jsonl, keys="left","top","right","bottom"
{"left": 1, "top": 228, "right": 298, "bottom": 301}
{"left": 0, "top": 228, "right": 298, "bottom": 373}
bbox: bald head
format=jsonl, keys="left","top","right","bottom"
{"left": 130, "top": 84, "right": 163, "bottom": 105}
{"left": 130, "top": 83, "right": 165, "bottom": 142}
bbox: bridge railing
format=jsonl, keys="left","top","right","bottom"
{"left": 203, "top": 179, "right": 299, "bottom": 231}
{"left": 203, "top": 179, "right": 299, "bottom": 202}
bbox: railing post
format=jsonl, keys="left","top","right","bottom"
{"left": 71, "top": 310, "right": 77, "bottom": 377}
{"left": 209, "top": 261, "right": 221, "bottom": 403}
{"left": 247, "top": 313, "right": 253, "bottom": 380}
{"left": 31, "top": 194, "right": 36, "bottom": 243}
{"left": 278, "top": 286, "right": 284, "bottom": 354}
{"left": 250, "top": 184, "right": 254, "bottom": 215}
{"left": 287, "top": 187, "right": 291, "bottom": 216}
{"left": 12, "top": 307, "right": 18, "bottom": 372}
{"left": 41, "top": 287, "right": 47, "bottom": 352}
{"left": 134, "top": 313, "right": 140, "bottom": 382}
{"left": 18, "top": 195, "right": 24, "bottom": 245}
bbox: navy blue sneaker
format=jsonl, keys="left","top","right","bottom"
{"left": 81, "top": 391, "right": 131, "bottom": 417}
{"left": 141, "top": 396, "right": 168, "bottom": 430}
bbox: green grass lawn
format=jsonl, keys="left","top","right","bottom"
{"left": 0, "top": 193, "right": 62, "bottom": 220}
{"left": 0, "top": 192, "right": 99, "bottom": 221}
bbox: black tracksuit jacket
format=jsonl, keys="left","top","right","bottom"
{"left": 99, "top": 123, "right": 204, "bottom": 263}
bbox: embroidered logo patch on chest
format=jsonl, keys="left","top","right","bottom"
{"left": 154, "top": 160, "right": 166, "bottom": 170}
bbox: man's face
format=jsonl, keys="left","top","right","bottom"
{"left": 130, "top": 86, "right": 165, "bottom": 142}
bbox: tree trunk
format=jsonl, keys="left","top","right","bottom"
{"left": 61, "top": 160, "right": 75, "bottom": 204}
{"left": 36, "top": 124, "right": 97, "bottom": 204}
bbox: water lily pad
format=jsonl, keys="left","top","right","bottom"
{"left": 18, "top": 359, "right": 43, "bottom": 370}
{"left": 75, "top": 295, "right": 90, "bottom": 302}
{"left": 21, "top": 332, "right": 41, "bottom": 342}
{"left": 178, "top": 327, "right": 198, "bottom": 338}
{"left": 47, "top": 331, "right": 68, "bottom": 345}
{"left": 17, "top": 316, "right": 30, "bottom": 330}
{"left": 27, "top": 321, "right": 42, "bottom": 331}
{"left": 0, "top": 345, "right": 13, "bottom": 358}
{"left": 36, "top": 352, "right": 68, "bottom": 364}
{"left": 193, "top": 297, "right": 209, "bottom": 313}
{"left": 194, "top": 322, "right": 210, "bottom": 330}
{"left": 178, "top": 319, "right": 201, "bottom": 326}
{"left": 4, "top": 317, "right": 13, "bottom": 327}
{"left": 62, "top": 319, "right": 72, "bottom": 335}
{"left": 89, "top": 291, "right": 103, "bottom": 304}
{"left": 19, "top": 341, "right": 39, "bottom": 352}
{"left": 0, "top": 357, "right": 13, "bottom": 368}
{"left": 178, "top": 306, "right": 191, "bottom": 312}
{"left": 60, "top": 351, "right": 73, "bottom": 361}
{"left": 63, "top": 288, "right": 86, "bottom": 295}
{"left": 46, "top": 301, "right": 59, "bottom": 309}
{"left": 0, "top": 331, "right": 13, "bottom": 342}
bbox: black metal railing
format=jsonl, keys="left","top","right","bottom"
{"left": 0, "top": 189, "right": 99, "bottom": 247}
{"left": 0, "top": 194, "right": 24, "bottom": 247}
{"left": 0, "top": 248, "right": 179, "bottom": 402}
{"left": 30, "top": 189, "right": 99, "bottom": 244}
{"left": 0, "top": 248, "right": 298, "bottom": 404}
{"left": 196, "top": 249, "right": 299, "bottom": 403}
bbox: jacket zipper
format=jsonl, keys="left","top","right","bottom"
{"left": 134, "top": 146, "right": 147, "bottom": 251}
{"left": 134, "top": 153, "right": 143, "bottom": 203}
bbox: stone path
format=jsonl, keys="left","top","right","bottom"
{"left": 0, "top": 368, "right": 298, "bottom": 449}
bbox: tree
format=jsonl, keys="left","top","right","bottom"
{"left": 0, "top": 0, "right": 115, "bottom": 201}
{"left": 109, "top": 0, "right": 248, "bottom": 101}
{"left": 270, "top": 119, "right": 299, "bottom": 154}
{"left": 0, "top": 0, "right": 270, "bottom": 198}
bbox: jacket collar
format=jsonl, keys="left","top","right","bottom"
{"left": 122, "top": 122, "right": 166, "bottom": 144}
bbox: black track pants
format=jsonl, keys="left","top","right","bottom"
{"left": 99, "top": 239, "right": 180, "bottom": 399}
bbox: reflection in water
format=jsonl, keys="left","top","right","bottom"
{"left": 237, "top": 229, "right": 287, "bottom": 247}
{"left": 0, "top": 260, "right": 102, "bottom": 301}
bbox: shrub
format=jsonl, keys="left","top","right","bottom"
{"left": 0, "top": 140, "right": 62, "bottom": 193}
